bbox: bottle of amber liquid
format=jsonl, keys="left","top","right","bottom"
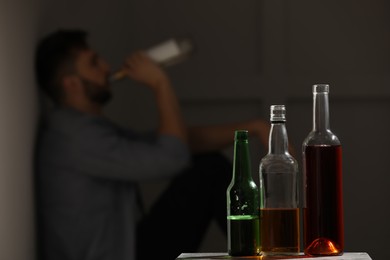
{"left": 227, "top": 130, "right": 260, "bottom": 256}
{"left": 259, "top": 105, "right": 300, "bottom": 256}
{"left": 302, "top": 84, "right": 344, "bottom": 256}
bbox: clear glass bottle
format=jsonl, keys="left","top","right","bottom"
{"left": 226, "top": 130, "right": 260, "bottom": 256}
{"left": 146, "top": 37, "right": 194, "bottom": 67}
{"left": 302, "top": 84, "right": 344, "bottom": 256}
{"left": 110, "top": 37, "right": 195, "bottom": 82}
{"left": 259, "top": 105, "right": 300, "bottom": 256}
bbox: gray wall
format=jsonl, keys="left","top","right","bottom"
{"left": 0, "top": 0, "right": 41, "bottom": 259}
{"left": 0, "top": 0, "right": 388, "bottom": 259}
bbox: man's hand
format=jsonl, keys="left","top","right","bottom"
{"left": 122, "top": 51, "right": 170, "bottom": 89}
{"left": 187, "top": 119, "right": 271, "bottom": 154}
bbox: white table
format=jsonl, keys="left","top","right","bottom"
{"left": 176, "top": 252, "right": 372, "bottom": 260}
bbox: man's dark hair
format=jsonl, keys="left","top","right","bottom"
{"left": 35, "top": 29, "right": 89, "bottom": 103}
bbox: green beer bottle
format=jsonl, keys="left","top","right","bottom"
{"left": 226, "top": 130, "right": 260, "bottom": 256}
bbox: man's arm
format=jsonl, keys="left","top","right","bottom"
{"left": 187, "top": 119, "right": 270, "bottom": 153}
{"left": 123, "top": 51, "right": 187, "bottom": 143}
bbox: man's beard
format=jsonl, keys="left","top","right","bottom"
{"left": 80, "top": 77, "right": 112, "bottom": 105}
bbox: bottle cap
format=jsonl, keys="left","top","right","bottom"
{"left": 313, "top": 84, "right": 329, "bottom": 93}
{"left": 234, "top": 130, "right": 248, "bottom": 140}
{"left": 270, "top": 105, "right": 286, "bottom": 122}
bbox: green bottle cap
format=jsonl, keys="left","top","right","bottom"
{"left": 235, "top": 130, "right": 248, "bottom": 140}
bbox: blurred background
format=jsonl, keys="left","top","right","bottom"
{"left": 1, "top": 0, "right": 389, "bottom": 259}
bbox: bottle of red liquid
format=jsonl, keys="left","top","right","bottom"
{"left": 302, "top": 84, "right": 344, "bottom": 256}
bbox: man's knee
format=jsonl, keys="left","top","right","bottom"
{"left": 191, "top": 152, "right": 232, "bottom": 183}
{"left": 192, "top": 152, "right": 231, "bottom": 169}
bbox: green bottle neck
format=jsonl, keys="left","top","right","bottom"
{"left": 232, "top": 139, "right": 253, "bottom": 181}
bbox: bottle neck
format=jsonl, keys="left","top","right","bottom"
{"left": 232, "top": 139, "right": 252, "bottom": 181}
{"left": 313, "top": 91, "right": 330, "bottom": 132}
{"left": 268, "top": 122, "right": 289, "bottom": 154}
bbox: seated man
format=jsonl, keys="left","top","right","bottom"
{"left": 34, "top": 29, "right": 270, "bottom": 260}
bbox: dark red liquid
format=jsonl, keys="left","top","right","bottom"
{"left": 303, "top": 145, "right": 344, "bottom": 256}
